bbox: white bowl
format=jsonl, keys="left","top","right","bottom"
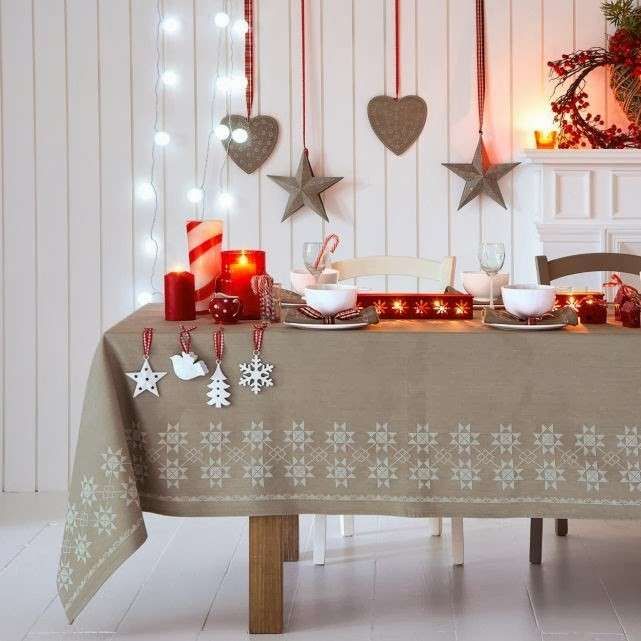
{"left": 304, "top": 284, "right": 358, "bottom": 315}
{"left": 501, "top": 284, "right": 556, "bottom": 319}
{"left": 290, "top": 268, "right": 339, "bottom": 295}
{"left": 462, "top": 271, "right": 509, "bottom": 299}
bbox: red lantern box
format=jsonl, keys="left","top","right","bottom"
{"left": 554, "top": 292, "right": 607, "bottom": 324}
{"left": 356, "top": 293, "right": 474, "bottom": 320}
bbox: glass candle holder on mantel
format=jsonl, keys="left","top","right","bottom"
{"left": 216, "top": 250, "right": 266, "bottom": 320}
{"left": 534, "top": 130, "right": 558, "bottom": 149}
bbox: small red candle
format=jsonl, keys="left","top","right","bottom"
{"left": 217, "top": 250, "right": 266, "bottom": 320}
{"left": 164, "top": 267, "right": 196, "bottom": 321}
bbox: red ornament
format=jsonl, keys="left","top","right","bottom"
{"left": 209, "top": 293, "right": 242, "bottom": 324}
{"left": 164, "top": 270, "right": 196, "bottom": 321}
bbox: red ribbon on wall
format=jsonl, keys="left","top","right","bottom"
{"left": 244, "top": 0, "right": 254, "bottom": 118}
{"left": 476, "top": 0, "right": 486, "bottom": 134}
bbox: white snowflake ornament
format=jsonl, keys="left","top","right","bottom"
{"left": 239, "top": 352, "right": 274, "bottom": 395}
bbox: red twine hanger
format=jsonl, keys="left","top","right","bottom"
{"left": 142, "top": 327, "right": 154, "bottom": 358}
{"left": 252, "top": 323, "right": 268, "bottom": 353}
{"left": 300, "top": 0, "right": 307, "bottom": 151}
{"left": 475, "top": 0, "right": 486, "bottom": 134}
{"left": 394, "top": 0, "right": 400, "bottom": 99}
{"left": 244, "top": 0, "right": 254, "bottom": 118}
{"left": 214, "top": 327, "right": 225, "bottom": 362}
{"left": 179, "top": 325, "right": 196, "bottom": 354}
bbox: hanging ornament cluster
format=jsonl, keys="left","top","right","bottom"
{"left": 443, "top": 0, "right": 519, "bottom": 210}
{"left": 269, "top": 0, "right": 343, "bottom": 222}
{"left": 126, "top": 328, "right": 167, "bottom": 398}
{"left": 367, "top": 0, "right": 427, "bottom": 155}
{"left": 219, "top": 0, "right": 280, "bottom": 173}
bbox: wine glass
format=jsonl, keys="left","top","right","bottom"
{"left": 478, "top": 242, "right": 506, "bottom": 309}
{"left": 303, "top": 242, "right": 328, "bottom": 280}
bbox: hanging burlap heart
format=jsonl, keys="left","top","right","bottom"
{"left": 367, "top": 95, "right": 427, "bottom": 155}
{"left": 220, "top": 114, "right": 279, "bottom": 174}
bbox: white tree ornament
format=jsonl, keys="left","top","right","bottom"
{"left": 207, "top": 362, "right": 231, "bottom": 408}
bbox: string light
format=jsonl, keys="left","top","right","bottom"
{"left": 232, "top": 18, "right": 249, "bottom": 36}
{"left": 143, "top": 237, "right": 159, "bottom": 256}
{"left": 231, "top": 74, "right": 248, "bottom": 91}
{"left": 231, "top": 128, "right": 248, "bottom": 143}
{"left": 137, "top": 182, "right": 155, "bottom": 201}
{"left": 160, "top": 16, "right": 180, "bottom": 33}
{"left": 214, "top": 11, "right": 230, "bottom": 28}
{"left": 217, "top": 192, "right": 234, "bottom": 209}
{"left": 187, "top": 187, "right": 205, "bottom": 204}
{"left": 160, "top": 70, "right": 179, "bottom": 87}
{"left": 137, "top": 291, "right": 153, "bottom": 306}
{"left": 215, "top": 76, "right": 233, "bottom": 93}
{"left": 214, "top": 123, "right": 231, "bottom": 140}
{"left": 154, "top": 131, "right": 171, "bottom": 146}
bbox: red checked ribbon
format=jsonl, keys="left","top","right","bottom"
{"left": 476, "top": 0, "right": 486, "bottom": 134}
{"left": 244, "top": 0, "right": 254, "bottom": 118}
{"left": 252, "top": 323, "right": 268, "bottom": 353}
{"left": 179, "top": 325, "right": 196, "bottom": 353}
{"left": 142, "top": 327, "right": 154, "bottom": 358}
{"left": 394, "top": 0, "right": 400, "bottom": 98}
{"left": 214, "top": 326, "right": 224, "bottom": 362}
{"left": 299, "top": 305, "right": 360, "bottom": 325}
{"left": 301, "top": 0, "right": 307, "bottom": 151}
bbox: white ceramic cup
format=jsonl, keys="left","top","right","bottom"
{"left": 304, "top": 284, "right": 358, "bottom": 315}
{"left": 462, "top": 271, "right": 509, "bottom": 299}
{"left": 501, "top": 284, "right": 556, "bottom": 319}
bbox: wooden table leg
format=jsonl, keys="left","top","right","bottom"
{"left": 282, "top": 515, "right": 299, "bottom": 562}
{"left": 529, "top": 517, "right": 543, "bottom": 565}
{"left": 555, "top": 518, "right": 568, "bottom": 537}
{"left": 249, "top": 516, "right": 283, "bottom": 634}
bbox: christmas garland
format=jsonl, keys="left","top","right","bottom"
{"left": 548, "top": 0, "right": 641, "bottom": 148}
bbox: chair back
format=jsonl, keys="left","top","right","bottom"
{"left": 331, "top": 256, "right": 456, "bottom": 288}
{"left": 536, "top": 253, "right": 641, "bottom": 285}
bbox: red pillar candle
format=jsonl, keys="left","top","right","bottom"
{"left": 164, "top": 268, "right": 196, "bottom": 321}
{"left": 217, "top": 250, "right": 266, "bottom": 320}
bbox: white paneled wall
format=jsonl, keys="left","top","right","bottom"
{"left": 0, "top": 0, "right": 624, "bottom": 491}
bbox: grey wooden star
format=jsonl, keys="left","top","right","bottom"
{"left": 268, "top": 150, "right": 343, "bottom": 222}
{"left": 443, "top": 136, "right": 520, "bottom": 210}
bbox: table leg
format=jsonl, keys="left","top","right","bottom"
{"left": 529, "top": 518, "right": 543, "bottom": 565}
{"left": 555, "top": 518, "right": 568, "bottom": 537}
{"left": 249, "top": 516, "right": 283, "bottom": 634}
{"left": 282, "top": 515, "right": 299, "bottom": 562}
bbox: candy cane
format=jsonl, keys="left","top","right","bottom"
{"left": 313, "top": 233, "right": 340, "bottom": 270}
{"left": 186, "top": 219, "right": 223, "bottom": 313}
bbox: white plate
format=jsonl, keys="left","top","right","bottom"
{"left": 283, "top": 321, "right": 369, "bottom": 330}
{"left": 483, "top": 321, "right": 566, "bottom": 331}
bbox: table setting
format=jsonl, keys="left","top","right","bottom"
{"left": 57, "top": 222, "right": 641, "bottom": 632}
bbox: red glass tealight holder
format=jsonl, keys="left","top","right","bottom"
{"left": 356, "top": 293, "right": 473, "bottom": 320}
{"left": 620, "top": 301, "right": 640, "bottom": 328}
{"left": 216, "top": 250, "right": 266, "bottom": 320}
{"left": 164, "top": 268, "right": 196, "bottom": 321}
{"left": 554, "top": 292, "right": 606, "bottom": 324}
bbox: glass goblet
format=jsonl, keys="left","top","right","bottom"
{"left": 478, "top": 242, "right": 506, "bottom": 309}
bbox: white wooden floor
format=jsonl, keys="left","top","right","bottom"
{"left": 2, "top": 493, "right": 641, "bottom": 641}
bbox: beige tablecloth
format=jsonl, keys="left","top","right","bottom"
{"left": 59, "top": 305, "right": 641, "bottom": 620}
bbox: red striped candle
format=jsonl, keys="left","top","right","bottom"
{"left": 185, "top": 219, "right": 223, "bottom": 313}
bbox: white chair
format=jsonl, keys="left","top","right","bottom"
{"left": 312, "top": 255, "right": 464, "bottom": 566}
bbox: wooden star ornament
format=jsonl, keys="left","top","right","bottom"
{"left": 443, "top": 136, "right": 520, "bottom": 210}
{"left": 268, "top": 150, "right": 343, "bottom": 222}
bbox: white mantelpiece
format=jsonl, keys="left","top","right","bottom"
{"left": 520, "top": 149, "right": 641, "bottom": 289}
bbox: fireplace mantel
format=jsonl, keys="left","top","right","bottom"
{"left": 519, "top": 148, "right": 641, "bottom": 289}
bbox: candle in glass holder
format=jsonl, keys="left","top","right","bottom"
{"left": 164, "top": 267, "right": 196, "bottom": 321}
{"left": 534, "top": 130, "right": 558, "bottom": 149}
{"left": 217, "top": 250, "right": 266, "bottom": 320}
